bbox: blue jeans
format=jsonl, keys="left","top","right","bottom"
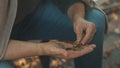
{"left": 0, "top": 2, "right": 106, "bottom": 68}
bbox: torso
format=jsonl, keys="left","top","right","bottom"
{"left": 15, "top": 0, "right": 41, "bottom": 24}
{"left": 15, "top": 0, "right": 82, "bottom": 24}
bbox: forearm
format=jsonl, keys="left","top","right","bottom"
{"left": 3, "top": 40, "right": 44, "bottom": 60}
{"left": 67, "top": 2, "right": 85, "bottom": 21}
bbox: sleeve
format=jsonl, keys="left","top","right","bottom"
{"left": 0, "top": 0, "right": 17, "bottom": 60}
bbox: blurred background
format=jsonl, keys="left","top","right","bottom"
{"left": 102, "top": 0, "right": 120, "bottom": 68}
{"left": 13, "top": 0, "right": 120, "bottom": 68}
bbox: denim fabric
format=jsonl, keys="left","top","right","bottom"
{"left": 0, "top": 61, "right": 14, "bottom": 68}
{"left": 0, "top": 1, "right": 106, "bottom": 68}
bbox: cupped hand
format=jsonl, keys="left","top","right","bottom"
{"left": 73, "top": 18, "right": 96, "bottom": 45}
{"left": 42, "top": 40, "right": 96, "bottom": 60}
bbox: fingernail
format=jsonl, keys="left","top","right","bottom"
{"left": 90, "top": 44, "right": 96, "bottom": 49}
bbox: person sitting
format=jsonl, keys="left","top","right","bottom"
{"left": 0, "top": 0, "right": 107, "bottom": 68}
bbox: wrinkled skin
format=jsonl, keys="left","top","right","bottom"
{"left": 41, "top": 40, "right": 96, "bottom": 60}
{"left": 73, "top": 18, "right": 96, "bottom": 45}
{"left": 67, "top": 3, "right": 96, "bottom": 46}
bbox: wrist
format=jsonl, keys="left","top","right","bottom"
{"left": 36, "top": 43, "right": 46, "bottom": 56}
{"left": 73, "top": 15, "right": 85, "bottom": 22}
{"left": 68, "top": 3, "right": 85, "bottom": 21}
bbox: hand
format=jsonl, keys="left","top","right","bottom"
{"left": 73, "top": 17, "right": 96, "bottom": 45}
{"left": 40, "top": 40, "right": 96, "bottom": 60}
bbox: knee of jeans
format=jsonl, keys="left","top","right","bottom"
{"left": 0, "top": 61, "right": 14, "bottom": 68}
{"left": 85, "top": 8, "right": 107, "bottom": 33}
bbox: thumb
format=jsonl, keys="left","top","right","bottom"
{"left": 75, "top": 31, "right": 83, "bottom": 46}
{"left": 74, "top": 23, "right": 83, "bottom": 45}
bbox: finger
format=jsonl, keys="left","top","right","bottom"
{"left": 67, "top": 44, "right": 96, "bottom": 59}
{"left": 81, "top": 23, "right": 96, "bottom": 45}
{"left": 49, "top": 40, "right": 59, "bottom": 43}
{"left": 65, "top": 44, "right": 96, "bottom": 60}
{"left": 81, "top": 44, "right": 96, "bottom": 49}
{"left": 74, "top": 24, "right": 84, "bottom": 45}
{"left": 75, "top": 31, "right": 83, "bottom": 45}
